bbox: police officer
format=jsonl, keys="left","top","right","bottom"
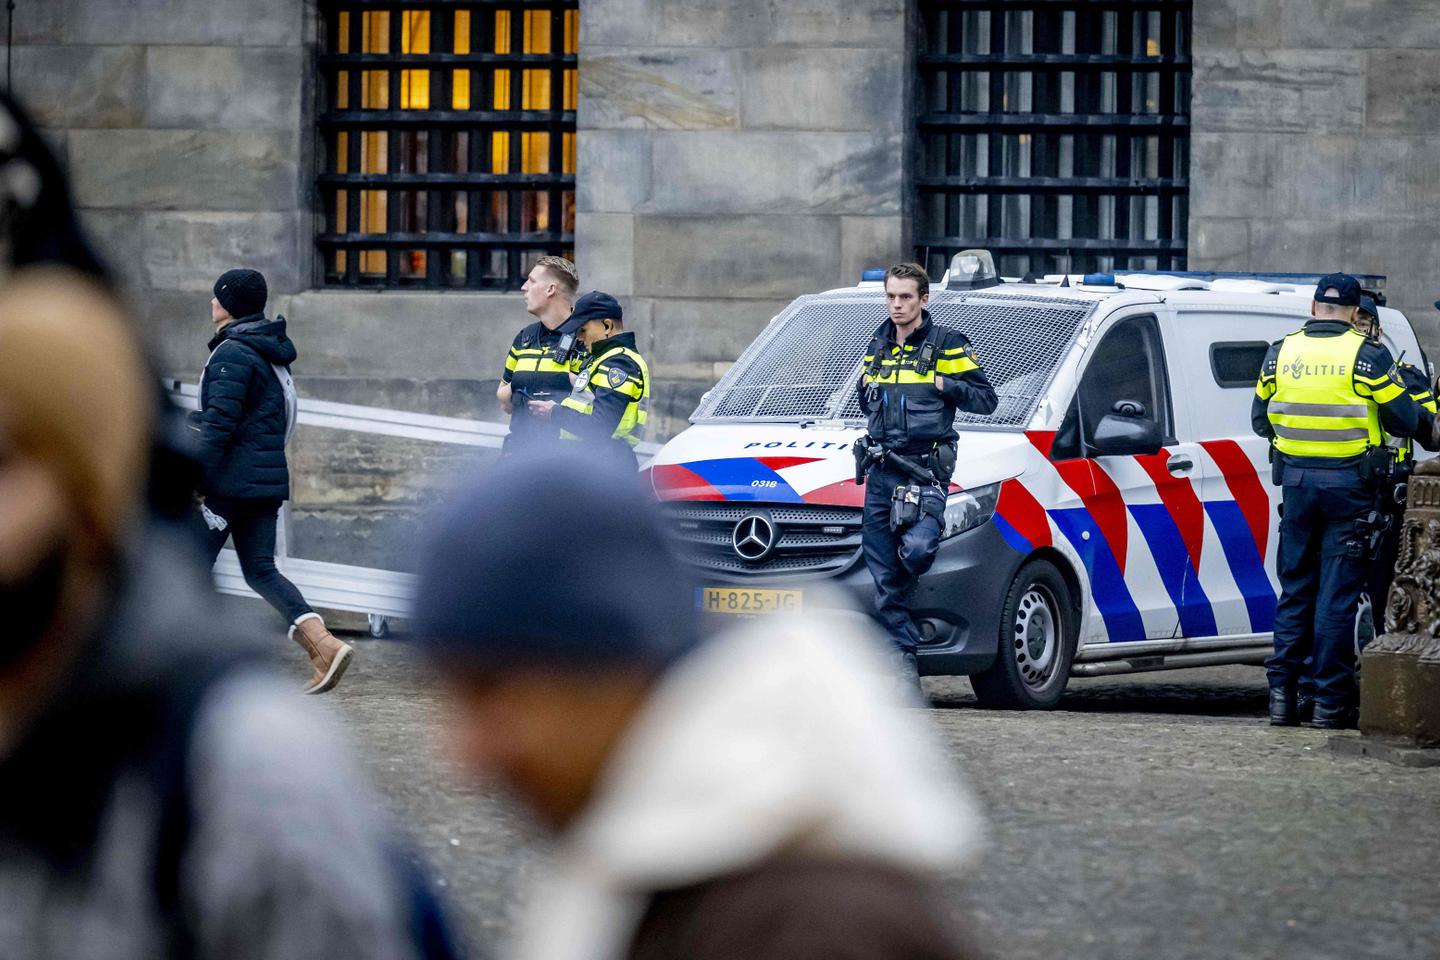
{"left": 1253, "top": 273, "right": 1423, "bottom": 729}
{"left": 1358, "top": 294, "right": 1439, "bottom": 620}
{"left": 856, "top": 262, "right": 997, "bottom": 692}
{"left": 529, "top": 291, "right": 650, "bottom": 466}
{"left": 497, "top": 256, "right": 582, "bottom": 454}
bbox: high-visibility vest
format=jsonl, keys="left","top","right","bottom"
{"left": 1265, "top": 327, "right": 1383, "bottom": 459}
{"left": 560, "top": 345, "right": 650, "bottom": 447}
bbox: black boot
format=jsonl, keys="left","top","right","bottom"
{"left": 1296, "top": 689, "right": 1314, "bottom": 724}
{"left": 1309, "top": 702, "right": 1357, "bottom": 730}
{"left": 1268, "top": 686, "right": 1298, "bottom": 726}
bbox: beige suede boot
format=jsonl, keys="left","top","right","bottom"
{"left": 289, "top": 614, "right": 353, "bottom": 694}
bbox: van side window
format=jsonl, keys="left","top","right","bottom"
{"left": 1209, "top": 341, "right": 1269, "bottom": 388}
{"left": 1050, "top": 314, "right": 1173, "bottom": 461}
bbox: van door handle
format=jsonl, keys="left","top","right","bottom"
{"left": 1167, "top": 455, "right": 1194, "bottom": 474}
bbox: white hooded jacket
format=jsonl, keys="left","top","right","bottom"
{"left": 509, "top": 609, "right": 985, "bottom": 960}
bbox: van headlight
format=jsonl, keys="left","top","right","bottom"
{"left": 941, "top": 482, "right": 1000, "bottom": 540}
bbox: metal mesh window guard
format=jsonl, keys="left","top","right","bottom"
{"left": 691, "top": 289, "right": 1097, "bottom": 430}
{"left": 317, "top": 1, "right": 577, "bottom": 289}
{"left": 915, "top": 0, "right": 1192, "bottom": 280}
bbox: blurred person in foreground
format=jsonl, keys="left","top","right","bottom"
{"left": 0, "top": 93, "right": 455, "bottom": 960}
{"left": 414, "top": 446, "right": 985, "bottom": 960}
{"left": 194, "top": 267, "right": 352, "bottom": 693}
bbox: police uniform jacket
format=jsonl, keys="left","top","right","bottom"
{"left": 1251, "top": 318, "right": 1420, "bottom": 471}
{"left": 856, "top": 311, "right": 997, "bottom": 455}
{"left": 552, "top": 330, "right": 650, "bottom": 448}
{"left": 502, "top": 320, "right": 584, "bottom": 444}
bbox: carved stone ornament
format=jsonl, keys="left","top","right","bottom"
{"left": 1364, "top": 457, "right": 1440, "bottom": 745}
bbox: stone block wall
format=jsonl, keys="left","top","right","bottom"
{"left": 575, "top": 0, "right": 913, "bottom": 430}
{"left": 1190, "top": 0, "right": 1440, "bottom": 352}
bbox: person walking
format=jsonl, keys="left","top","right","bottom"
{"left": 855, "top": 262, "right": 997, "bottom": 695}
{"left": 412, "top": 448, "right": 986, "bottom": 960}
{"left": 527, "top": 291, "right": 650, "bottom": 466}
{"left": 497, "top": 256, "right": 582, "bottom": 453}
{"left": 1253, "top": 273, "right": 1424, "bottom": 729}
{"left": 194, "top": 268, "right": 352, "bottom": 694}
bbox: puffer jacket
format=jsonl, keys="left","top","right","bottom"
{"left": 196, "top": 315, "right": 297, "bottom": 500}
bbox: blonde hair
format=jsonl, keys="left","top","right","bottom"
{"left": 534, "top": 256, "right": 579, "bottom": 300}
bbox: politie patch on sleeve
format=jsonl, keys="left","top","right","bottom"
{"left": 607, "top": 365, "right": 627, "bottom": 388}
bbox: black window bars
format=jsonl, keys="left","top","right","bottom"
{"left": 316, "top": 1, "right": 578, "bottom": 290}
{"left": 914, "top": 0, "right": 1192, "bottom": 280}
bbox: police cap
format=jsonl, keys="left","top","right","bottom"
{"left": 561, "top": 290, "right": 623, "bottom": 334}
{"left": 1314, "top": 272, "right": 1362, "bottom": 306}
{"left": 1359, "top": 295, "right": 1378, "bottom": 319}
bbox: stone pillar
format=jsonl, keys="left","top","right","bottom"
{"left": 1359, "top": 458, "right": 1440, "bottom": 748}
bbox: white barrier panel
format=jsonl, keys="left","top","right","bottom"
{"left": 170, "top": 380, "right": 660, "bottom": 632}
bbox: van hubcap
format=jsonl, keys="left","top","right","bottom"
{"left": 1013, "top": 586, "right": 1059, "bottom": 690}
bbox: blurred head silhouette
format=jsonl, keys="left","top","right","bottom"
{"left": 413, "top": 445, "right": 697, "bottom": 827}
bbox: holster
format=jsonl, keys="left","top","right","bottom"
{"left": 929, "top": 440, "right": 958, "bottom": 486}
{"left": 890, "top": 484, "right": 922, "bottom": 531}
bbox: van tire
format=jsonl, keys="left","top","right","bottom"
{"left": 970, "top": 559, "right": 1076, "bottom": 710}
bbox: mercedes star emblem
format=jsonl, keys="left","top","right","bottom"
{"left": 732, "top": 514, "right": 777, "bottom": 563}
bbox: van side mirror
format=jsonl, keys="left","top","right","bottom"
{"left": 1089, "top": 407, "right": 1163, "bottom": 457}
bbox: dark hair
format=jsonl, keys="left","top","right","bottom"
{"left": 885, "top": 262, "right": 930, "bottom": 298}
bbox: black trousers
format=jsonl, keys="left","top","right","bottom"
{"left": 1268, "top": 469, "right": 1372, "bottom": 712}
{"left": 861, "top": 464, "right": 944, "bottom": 655}
{"left": 194, "top": 497, "right": 313, "bottom": 625}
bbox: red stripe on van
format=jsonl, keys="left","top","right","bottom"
{"left": 649, "top": 463, "right": 725, "bottom": 502}
{"left": 1135, "top": 450, "right": 1206, "bottom": 572}
{"left": 1199, "top": 439, "right": 1270, "bottom": 558}
{"left": 996, "top": 478, "right": 1052, "bottom": 549}
{"left": 1053, "top": 459, "right": 1129, "bottom": 573}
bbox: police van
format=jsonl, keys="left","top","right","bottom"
{"left": 646, "top": 253, "right": 1432, "bottom": 708}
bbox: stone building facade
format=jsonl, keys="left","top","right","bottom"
{"left": 13, "top": 0, "right": 1440, "bottom": 571}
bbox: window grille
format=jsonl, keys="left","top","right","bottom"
{"left": 914, "top": 0, "right": 1192, "bottom": 280}
{"left": 317, "top": 1, "right": 577, "bottom": 289}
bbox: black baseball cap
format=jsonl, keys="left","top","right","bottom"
{"left": 1359, "top": 295, "right": 1378, "bottom": 318}
{"left": 561, "top": 290, "right": 623, "bottom": 334}
{"left": 1314, "top": 272, "right": 1361, "bottom": 306}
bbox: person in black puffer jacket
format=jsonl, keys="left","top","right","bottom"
{"left": 195, "top": 269, "right": 353, "bottom": 694}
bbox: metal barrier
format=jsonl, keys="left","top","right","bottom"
{"left": 170, "top": 381, "right": 660, "bottom": 636}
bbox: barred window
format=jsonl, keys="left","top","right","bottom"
{"left": 317, "top": 2, "right": 578, "bottom": 289}
{"left": 915, "top": 1, "right": 1192, "bottom": 280}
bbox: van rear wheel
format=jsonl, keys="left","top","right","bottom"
{"left": 970, "top": 559, "right": 1076, "bottom": 710}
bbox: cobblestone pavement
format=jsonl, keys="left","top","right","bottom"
{"left": 309, "top": 637, "right": 1440, "bottom": 960}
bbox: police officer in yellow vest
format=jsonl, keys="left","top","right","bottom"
{"left": 856, "top": 262, "right": 997, "bottom": 694}
{"left": 497, "top": 256, "right": 583, "bottom": 455}
{"left": 1253, "top": 273, "right": 1423, "bottom": 729}
{"left": 529, "top": 291, "right": 649, "bottom": 466}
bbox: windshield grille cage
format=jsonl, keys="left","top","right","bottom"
{"left": 692, "top": 289, "right": 1095, "bottom": 428}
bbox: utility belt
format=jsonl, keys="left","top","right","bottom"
{"left": 853, "top": 436, "right": 955, "bottom": 531}
{"left": 1269, "top": 445, "right": 1390, "bottom": 488}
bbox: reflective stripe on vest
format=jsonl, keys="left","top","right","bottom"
{"left": 1267, "top": 328, "right": 1380, "bottom": 458}
{"left": 559, "top": 345, "right": 651, "bottom": 446}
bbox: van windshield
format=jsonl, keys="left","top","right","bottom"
{"left": 691, "top": 288, "right": 1097, "bottom": 429}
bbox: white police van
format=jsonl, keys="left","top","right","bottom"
{"left": 646, "top": 253, "right": 1431, "bottom": 708}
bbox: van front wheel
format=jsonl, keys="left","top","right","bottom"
{"left": 969, "top": 559, "right": 1076, "bottom": 710}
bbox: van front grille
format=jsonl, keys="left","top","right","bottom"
{"left": 663, "top": 501, "right": 863, "bottom": 580}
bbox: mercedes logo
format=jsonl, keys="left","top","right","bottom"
{"left": 731, "top": 514, "right": 777, "bottom": 563}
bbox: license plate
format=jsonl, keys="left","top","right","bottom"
{"left": 697, "top": 587, "right": 803, "bottom": 615}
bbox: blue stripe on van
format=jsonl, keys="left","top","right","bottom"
{"left": 1049, "top": 507, "right": 1146, "bottom": 643}
{"left": 678, "top": 458, "right": 806, "bottom": 503}
{"left": 1130, "top": 503, "right": 1218, "bottom": 639}
{"left": 1204, "top": 500, "right": 1277, "bottom": 633}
